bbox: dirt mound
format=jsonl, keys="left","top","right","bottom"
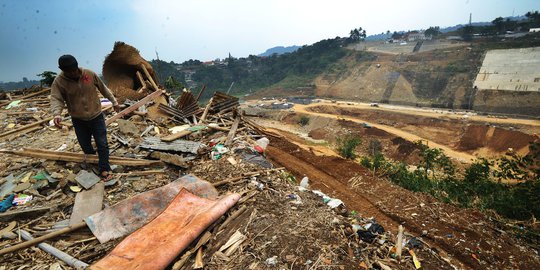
{"left": 102, "top": 42, "right": 159, "bottom": 102}
{"left": 458, "top": 124, "right": 537, "bottom": 154}
{"left": 308, "top": 128, "right": 328, "bottom": 140}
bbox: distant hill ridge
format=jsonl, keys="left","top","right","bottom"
{"left": 259, "top": 45, "right": 301, "bottom": 56}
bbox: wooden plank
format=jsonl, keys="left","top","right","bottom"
{"left": 200, "top": 97, "right": 213, "bottom": 122}
{"left": 160, "top": 130, "right": 193, "bottom": 142}
{"left": 139, "top": 136, "right": 202, "bottom": 154}
{"left": 195, "top": 84, "right": 206, "bottom": 102}
{"left": 396, "top": 224, "right": 404, "bottom": 260}
{"left": 0, "top": 148, "right": 163, "bottom": 167}
{"left": 105, "top": 89, "right": 163, "bottom": 125}
{"left": 135, "top": 71, "right": 146, "bottom": 88}
{"left": 225, "top": 115, "right": 240, "bottom": 146}
{"left": 0, "top": 117, "right": 52, "bottom": 138}
{"left": 20, "top": 230, "right": 89, "bottom": 269}
{"left": 0, "top": 207, "right": 51, "bottom": 222}
{"left": 139, "top": 64, "right": 159, "bottom": 91}
{"left": 0, "top": 222, "right": 86, "bottom": 255}
{"left": 6, "top": 125, "right": 42, "bottom": 141}
{"left": 70, "top": 182, "right": 105, "bottom": 226}
{"left": 0, "top": 88, "right": 51, "bottom": 107}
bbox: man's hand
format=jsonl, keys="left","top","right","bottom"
{"left": 113, "top": 104, "right": 121, "bottom": 112}
{"left": 53, "top": 116, "right": 63, "bottom": 128}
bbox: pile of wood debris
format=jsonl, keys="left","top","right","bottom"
{"left": 1, "top": 60, "right": 450, "bottom": 269}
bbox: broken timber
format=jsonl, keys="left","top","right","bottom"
{"left": 0, "top": 222, "right": 87, "bottom": 256}
{"left": 0, "top": 148, "right": 163, "bottom": 166}
{"left": 0, "top": 88, "right": 51, "bottom": 107}
{"left": 160, "top": 129, "right": 193, "bottom": 142}
{"left": 0, "top": 117, "right": 53, "bottom": 139}
{"left": 139, "top": 136, "right": 202, "bottom": 154}
{"left": 105, "top": 89, "right": 163, "bottom": 125}
{"left": 19, "top": 230, "right": 89, "bottom": 270}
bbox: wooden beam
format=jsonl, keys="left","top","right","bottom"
{"left": 139, "top": 64, "right": 159, "bottom": 91}
{"left": 0, "top": 207, "right": 51, "bottom": 222}
{"left": 105, "top": 89, "right": 163, "bottom": 125}
{"left": 19, "top": 230, "right": 89, "bottom": 269}
{"left": 160, "top": 129, "right": 193, "bottom": 142}
{"left": 200, "top": 97, "right": 213, "bottom": 123}
{"left": 0, "top": 88, "right": 51, "bottom": 107}
{"left": 0, "top": 117, "right": 52, "bottom": 138}
{"left": 225, "top": 115, "right": 240, "bottom": 146}
{"left": 0, "top": 148, "right": 163, "bottom": 167}
{"left": 0, "top": 222, "right": 86, "bottom": 256}
{"left": 136, "top": 71, "right": 146, "bottom": 88}
{"left": 195, "top": 84, "right": 206, "bottom": 102}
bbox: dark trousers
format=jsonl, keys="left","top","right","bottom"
{"left": 71, "top": 113, "right": 111, "bottom": 173}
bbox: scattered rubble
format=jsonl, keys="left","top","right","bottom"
{"left": 2, "top": 42, "right": 538, "bottom": 270}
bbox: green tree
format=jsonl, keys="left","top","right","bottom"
{"left": 337, "top": 136, "right": 361, "bottom": 159}
{"left": 349, "top": 27, "right": 366, "bottom": 42}
{"left": 298, "top": 115, "right": 310, "bottom": 126}
{"left": 492, "top": 17, "right": 505, "bottom": 34}
{"left": 37, "top": 71, "right": 57, "bottom": 87}
{"left": 461, "top": 25, "right": 474, "bottom": 41}
{"left": 424, "top": 26, "right": 441, "bottom": 38}
{"left": 525, "top": 11, "right": 540, "bottom": 27}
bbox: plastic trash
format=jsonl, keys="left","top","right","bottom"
{"left": 0, "top": 194, "right": 15, "bottom": 212}
{"left": 254, "top": 137, "right": 269, "bottom": 153}
{"left": 327, "top": 198, "right": 344, "bottom": 209}
{"left": 5, "top": 100, "right": 22, "bottom": 109}
{"left": 357, "top": 221, "right": 385, "bottom": 242}
{"left": 55, "top": 144, "right": 68, "bottom": 151}
{"left": 211, "top": 144, "right": 229, "bottom": 160}
{"left": 265, "top": 256, "right": 278, "bottom": 266}
{"left": 300, "top": 176, "right": 309, "bottom": 188}
{"left": 12, "top": 194, "right": 33, "bottom": 206}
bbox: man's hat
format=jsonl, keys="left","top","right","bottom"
{"left": 58, "top": 54, "right": 78, "bottom": 70}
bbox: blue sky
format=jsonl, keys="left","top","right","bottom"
{"left": 0, "top": 0, "right": 538, "bottom": 82}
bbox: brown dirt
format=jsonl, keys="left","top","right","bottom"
{"left": 457, "top": 125, "right": 538, "bottom": 155}
{"left": 307, "top": 128, "right": 328, "bottom": 140}
{"left": 303, "top": 104, "right": 539, "bottom": 159}
{"left": 265, "top": 131, "right": 540, "bottom": 270}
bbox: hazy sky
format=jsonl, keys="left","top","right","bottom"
{"left": 0, "top": 0, "right": 537, "bottom": 82}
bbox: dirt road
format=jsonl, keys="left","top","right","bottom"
{"left": 265, "top": 130, "right": 540, "bottom": 270}
{"left": 294, "top": 103, "right": 477, "bottom": 163}
{"left": 319, "top": 100, "right": 540, "bottom": 127}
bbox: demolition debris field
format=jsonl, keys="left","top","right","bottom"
{"left": 1, "top": 42, "right": 539, "bottom": 270}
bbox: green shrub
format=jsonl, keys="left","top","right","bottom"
{"left": 298, "top": 116, "right": 310, "bottom": 126}
{"left": 337, "top": 136, "right": 361, "bottom": 159}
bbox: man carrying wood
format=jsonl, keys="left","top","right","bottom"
{"left": 50, "top": 55, "right": 120, "bottom": 180}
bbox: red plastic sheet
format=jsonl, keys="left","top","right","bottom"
{"left": 91, "top": 189, "right": 240, "bottom": 270}
{"left": 85, "top": 174, "right": 218, "bottom": 243}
